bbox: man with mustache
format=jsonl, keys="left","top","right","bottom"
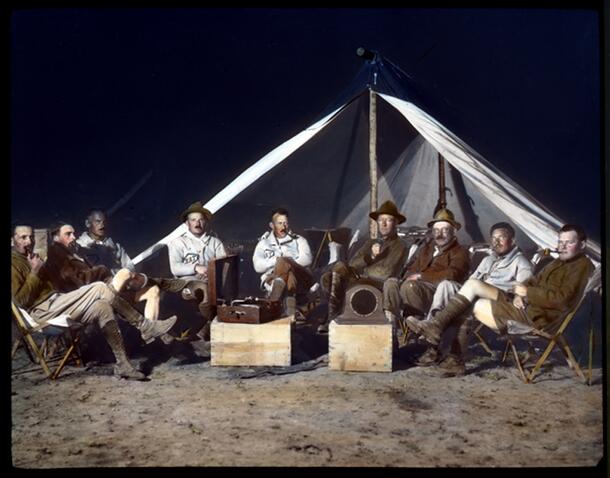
{"left": 383, "top": 208, "right": 470, "bottom": 365}
{"left": 168, "top": 201, "right": 227, "bottom": 340}
{"left": 317, "top": 200, "right": 409, "bottom": 335}
{"left": 77, "top": 209, "right": 134, "bottom": 275}
{"left": 252, "top": 207, "right": 313, "bottom": 319}
{"left": 45, "top": 221, "right": 177, "bottom": 344}
{"left": 406, "top": 222, "right": 533, "bottom": 376}
{"left": 76, "top": 210, "right": 198, "bottom": 324}
{"left": 406, "top": 224, "right": 594, "bottom": 377}
{"left": 11, "top": 223, "right": 172, "bottom": 380}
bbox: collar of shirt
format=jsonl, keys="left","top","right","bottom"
{"left": 185, "top": 230, "right": 211, "bottom": 245}
{"left": 82, "top": 232, "right": 112, "bottom": 246}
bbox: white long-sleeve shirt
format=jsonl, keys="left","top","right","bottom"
{"left": 167, "top": 230, "right": 227, "bottom": 279}
{"left": 76, "top": 232, "right": 135, "bottom": 275}
{"left": 252, "top": 230, "right": 312, "bottom": 286}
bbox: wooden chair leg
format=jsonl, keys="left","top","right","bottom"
{"left": 474, "top": 328, "right": 494, "bottom": 357}
{"left": 11, "top": 338, "right": 22, "bottom": 360}
{"left": 51, "top": 343, "right": 77, "bottom": 380}
{"left": 22, "top": 333, "right": 52, "bottom": 377}
{"left": 501, "top": 339, "right": 511, "bottom": 363}
{"left": 526, "top": 337, "right": 559, "bottom": 383}
{"left": 557, "top": 335, "right": 586, "bottom": 382}
{"left": 509, "top": 340, "right": 528, "bottom": 383}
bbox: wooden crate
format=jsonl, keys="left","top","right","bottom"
{"left": 329, "top": 318, "right": 393, "bottom": 372}
{"left": 210, "top": 316, "right": 293, "bottom": 367}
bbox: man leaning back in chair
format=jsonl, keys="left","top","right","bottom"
{"left": 406, "top": 224, "right": 594, "bottom": 376}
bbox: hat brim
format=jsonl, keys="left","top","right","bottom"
{"left": 427, "top": 218, "right": 461, "bottom": 230}
{"left": 369, "top": 211, "right": 406, "bottom": 225}
{"left": 181, "top": 207, "right": 213, "bottom": 222}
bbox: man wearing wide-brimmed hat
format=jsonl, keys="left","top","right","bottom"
{"left": 383, "top": 207, "right": 470, "bottom": 365}
{"left": 317, "top": 200, "right": 408, "bottom": 335}
{"left": 168, "top": 201, "right": 227, "bottom": 339}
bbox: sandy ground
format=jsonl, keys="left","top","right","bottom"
{"left": 11, "top": 311, "right": 605, "bottom": 471}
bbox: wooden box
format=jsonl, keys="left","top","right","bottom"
{"left": 217, "top": 298, "right": 282, "bottom": 324}
{"left": 328, "top": 318, "right": 393, "bottom": 372}
{"left": 210, "top": 316, "right": 293, "bottom": 367}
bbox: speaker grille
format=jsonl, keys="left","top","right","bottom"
{"left": 350, "top": 288, "right": 378, "bottom": 317}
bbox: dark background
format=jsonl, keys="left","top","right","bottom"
{"left": 10, "top": 7, "right": 601, "bottom": 258}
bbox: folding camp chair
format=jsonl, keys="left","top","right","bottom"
{"left": 11, "top": 300, "right": 83, "bottom": 380}
{"left": 500, "top": 265, "right": 600, "bottom": 384}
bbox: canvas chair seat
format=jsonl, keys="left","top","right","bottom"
{"left": 497, "top": 264, "right": 600, "bottom": 384}
{"left": 11, "top": 300, "right": 83, "bottom": 380}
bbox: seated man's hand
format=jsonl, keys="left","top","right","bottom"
{"left": 513, "top": 284, "right": 528, "bottom": 297}
{"left": 28, "top": 253, "right": 44, "bottom": 274}
{"left": 405, "top": 273, "right": 421, "bottom": 281}
{"left": 512, "top": 295, "right": 526, "bottom": 309}
{"left": 194, "top": 264, "right": 207, "bottom": 278}
{"left": 370, "top": 243, "right": 381, "bottom": 259}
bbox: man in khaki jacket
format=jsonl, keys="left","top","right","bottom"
{"left": 383, "top": 208, "right": 470, "bottom": 364}
{"left": 317, "top": 200, "right": 408, "bottom": 334}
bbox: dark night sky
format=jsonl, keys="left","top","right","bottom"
{"left": 10, "top": 7, "right": 601, "bottom": 257}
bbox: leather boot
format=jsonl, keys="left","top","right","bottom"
{"left": 100, "top": 321, "right": 146, "bottom": 380}
{"left": 405, "top": 294, "right": 471, "bottom": 346}
{"left": 196, "top": 319, "right": 211, "bottom": 341}
{"left": 438, "top": 354, "right": 466, "bottom": 377}
{"left": 438, "top": 317, "right": 471, "bottom": 377}
{"left": 416, "top": 344, "right": 440, "bottom": 366}
{"left": 110, "top": 294, "right": 146, "bottom": 326}
{"left": 449, "top": 316, "right": 471, "bottom": 361}
{"left": 317, "top": 272, "right": 343, "bottom": 335}
{"left": 284, "top": 294, "right": 296, "bottom": 316}
{"left": 139, "top": 315, "right": 178, "bottom": 344}
{"left": 110, "top": 294, "right": 177, "bottom": 344}
{"left": 269, "top": 278, "right": 286, "bottom": 302}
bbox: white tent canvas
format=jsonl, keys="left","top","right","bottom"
{"left": 132, "top": 55, "right": 600, "bottom": 289}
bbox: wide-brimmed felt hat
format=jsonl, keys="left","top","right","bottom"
{"left": 369, "top": 200, "right": 406, "bottom": 225}
{"left": 181, "top": 201, "right": 213, "bottom": 222}
{"left": 427, "top": 208, "right": 461, "bottom": 230}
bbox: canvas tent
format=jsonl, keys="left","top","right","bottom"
{"left": 131, "top": 52, "right": 601, "bottom": 278}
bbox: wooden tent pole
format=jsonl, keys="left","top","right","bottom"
{"left": 369, "top": 89, "right": 378, "bottom": 239}
{"left": 435, "top": 152, "right": 447, "bottom": 215}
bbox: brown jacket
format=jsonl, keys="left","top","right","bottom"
{"left": 45, "top": 242, "right": 112, "bottom": 293}
{"left": 11, "top": 250, "right": 56, "bottom": 310}
{"left": 524, "top": 253, "right": 594, "bottom": 328}
{"left": 405, "top": 237, "right": 470, "bottom": 285}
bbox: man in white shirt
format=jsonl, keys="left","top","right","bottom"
{"left": 252, "top": 207, "right": 313, "bottom": 318}
{"left": 168, "top": 201, "right": 227, "bottom": 339}
{"left": 77, "top": 209, "right": 135, "bottom": 275}
{"left": 77, "top": 209, "right": 192, "bottom": 324}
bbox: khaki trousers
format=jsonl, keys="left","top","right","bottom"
{"left": 30, "top": 281, "right": 117, "bottom": 328}
{"left": 383, "top": 278, "right": 437, "bottom": 317}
